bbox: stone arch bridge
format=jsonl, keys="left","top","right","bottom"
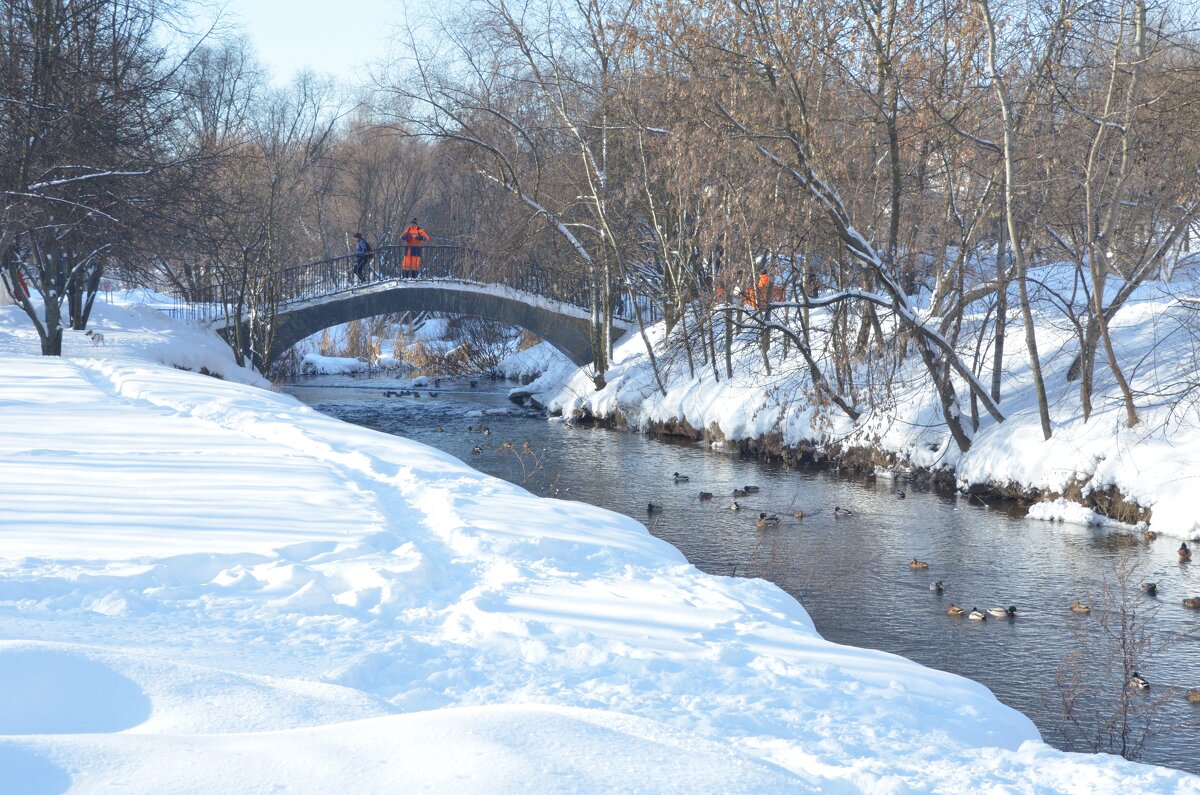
{"left": 183, "top": 245, "right": 643, "bottom": 369}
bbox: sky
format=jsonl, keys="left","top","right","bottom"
{"left": 213, "top": 0, "right": 413, "bottom": 88}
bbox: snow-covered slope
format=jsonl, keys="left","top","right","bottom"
{"left": 0, "top": 298, "right": 1196, "bottom": 793}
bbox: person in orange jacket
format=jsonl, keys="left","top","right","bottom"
{"left": 400, "top": 219, "right": 430, "bottom": 279}
{"left": 756, "top": 269, "right": 772, "bottom": 308}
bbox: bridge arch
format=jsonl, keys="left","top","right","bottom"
{"left": 226, "top": 279, "right": 629, "bottom": 369}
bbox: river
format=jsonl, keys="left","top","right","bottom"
{"left": 285, "top": 373, "right": 1200, "bottom": 775}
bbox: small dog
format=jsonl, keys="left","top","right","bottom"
{"left": 84, "top": 330, "right": 105, "bottom": 346}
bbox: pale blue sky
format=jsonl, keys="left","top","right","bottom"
{"left": 214, "top": 0, "right": 416, "bottom": 87}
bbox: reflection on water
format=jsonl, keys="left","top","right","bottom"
{"left": 285, "top": 374, "right": 1200, "bottom": 774}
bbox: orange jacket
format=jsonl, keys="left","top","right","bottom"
{"left": 401, "top": 225, "right": 429, "bottom": 247}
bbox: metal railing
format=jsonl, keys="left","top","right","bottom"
{"left": 170, "top": 244, "right": 655, "bottom": 325}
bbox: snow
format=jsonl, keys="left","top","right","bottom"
{"left": 300, "top": 352, "right": 370, "bottom": 375}
{"left": 0, "top": 296, "right": 1197, "bottom": 792}
{"left": 540, "top": 269, "right": 1200, "bottom": 541}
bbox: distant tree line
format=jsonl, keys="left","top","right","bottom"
{"left": 4, "top": 0, "right": 1200, "bottom": 453}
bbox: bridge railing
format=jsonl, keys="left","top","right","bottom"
{"left": 168, "top": 244, "right": 656, "bottom": 324}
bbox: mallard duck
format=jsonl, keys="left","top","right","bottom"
{"left": 436, "top": 426, "right": 445, "bottom": 433}
{"left": 481, "top": 427, "right": 491, "bottom": 436}
{"left": 755, "top": 512, "right": 780, "bottom": 529}
{"left": 1183, "top": 597, "right": 1200, "bottom": 609}
{"left": 793, "top": 511, "right": 806, "bottom": 520}
{"left": 988, "top": 606, "right": 1017, "bottom": 619}
{"left": 1141, "top": 582, "right": 1159, "bottom": 596}
{"left": 743, "top": 485, "right": 760, "bottom": 493}
{"left": 698, "top": 491, "right": 713, "bottom": 501}
{"left": 909, "top": 558, "right": 929, "bottom": 570}
{"left": 647, "top": 502, "right": 664, "bottom": 514}
{"left": 1071, "top": 601, "right": 1091, "bottom": 614}
{"left": 897, "top": 491, "right": 907, "bottom": 499}
{"left": 1180, "top": 542, "right": 1192, "bottom": 562}
{"left": 733, "top": 488, "right": 750, "bottom": 498}
{"left": 929, "top": 580, "right": 945, "bottom": 594}
{"left": 501, "top": 440, "right": 514, "bottom": 450}
{"left": 946, "top": 603, "right": 965, "bottom": 616}
{"left": 470, "top": 446, "right": 482, "bottom": 455}
{"left": 1144, "top": 529, "right": 1159, "bottom": 542}
{"left": 968, "top": 607, "right": 987, "bottom": 620}
{"left": 673, "top": 472, "right": 690, "bottom": 483}
{"left": 427, "top": 391, "right": 438, "bottom": 398}
{"left": 521, "top": 442, "right": 533, "bottom": 453}
{"left": 1129, "top": 672, "right": 1150, "bottom": 690}
{"left": 729, "top": 501, "right": 742, "bottom": 511}
{"left": 834, "top": 506, "right": 853, "bottom": 517}
{"left": 1187, "top": 689, "right": 1200, "bottom": 702}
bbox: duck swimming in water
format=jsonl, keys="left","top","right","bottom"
{"left": 742, "top": 485, "right": 760, "bottom": 493}
{"left": 698, "top": 491, "right": 713, "bottom": 500}
{"left": 987, "top": 606, "right": 1017, "bottom": 619}
{"left": 1180, "top": 542, "right": 1192, "bottom": 562}
{"left": 755, "top": 512, "right": 780, "bottom": 529}
{"left": 946, "top": 604, "right": 965, "bottom": 616}
{"left": 929, "top": 580, "right": 945, "bottom": 594}
{"left": 1071, "top": 601, "right": 1091, "bottom": 614}
{"left": 1141, "top": 582, "right": 1159, "bottom": 596}
{"left": 1183, "top": 597, "right": 1200, "bottom": 609}
{"left": 968, "top": 607, "right": 987, "bottom": 621}
{"left": 909, "top": 558, "right": 929, "bottom": 570}
{"left": 1129, "top": 672, "right": 1150, "bottom": 690}
{"left": 647, "top": 502, "right": 664, "bottom": 514}
{"left": 834, "top": 506, "right": 853, "bottom": 517}
{"left": 673, "top": 472, "right": 690, "bottom": 482}
{"left": 733, "top": 488, "right": 750, "bottom": 498}
{"left": 729, "top": 501, "right": 742, "bottom": 511}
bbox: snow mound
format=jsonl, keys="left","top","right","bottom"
{"left": 301, "top": 353, "right": 368, "bottom": 375}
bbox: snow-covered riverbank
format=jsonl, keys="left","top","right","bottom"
{"left": 511, "top": 273, "right": 1200, "bottom": 542}
{"left": 2, "top": 297, "right": 1197, "bottom": 793}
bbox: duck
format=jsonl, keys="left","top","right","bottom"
{"left": 436, "top": 426, "right": 445, "bottom": 433}
{"left": 469, "top": 380, "right": 478, "bottom": 388}
{"left": 428, "top": 391, "right": 438, "bottom": 398}
{"left": 793, "top": 511, "right": 805, "bottom": 520}
{"left": 501, "top": 440, "right": 514, "bottom": 450}
{"left": 946, "top": 603, "right": 965, "bottom": 616}
{"left": 698, "top": 491, "right": 713, "bottom": 501}
{"left": 647, "top": 502, "right": 664, "bottom": 514}
{"left": 1187, "top": 689, "right": 1200, "bottom": 703}
{"left": 909, "top": 558, "right": 929, "bottom": 570}
{"left": 742, "top": 485, "right": 760, "bottom": 493}
{"left": 968, "top": 607, "right": 987, "bottom": 621}
{"left": 929, "top": 580, "right": 945, "bottom": 594}
{"left": 521, "top": 442, "right": 533, "bottom": 453}
{"left": 470, "top": 446, "right": 482, "bottom": 455}
{"left": 755, "top": 512, "right": 780, "bottom": 529}
{"left": 1183, "top": 597, "right": 1200, "bottom": 609}
{"left": 1180, "top": 542, "right": 1192, "bottom": 562}
{"left": 1141, "top": 582, "right": 1159, "bottom": 596}
{"left": 1129, "top": 672, "right": 1150, "bottom": 690}
{"left": 987, "top": 606, "right": 1017, "bottom": 619}
{"left": 482, "top": 427, "right": 491, "bottom": 436}
{"left": 1144, "top": 529, "right": 1159, "bottom": 542}
{"left": 897, "top": 491, "right": 906, "bottom": 499}
{"left": 672, "top": 472, "right": 690, "bottom": 482}
{"left": 733, "top": 488, "right": 750, "bottom": 498}
{"left": 1071, "top": 601, "right": 1091, "bottom": 614}
{"left": 834, "top": 506, "right": 853, "bottom": 517}
{"left": 729, "top": 501, "right": 742, "bottom": 511}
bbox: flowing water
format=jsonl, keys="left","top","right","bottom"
{"left": 286, "top": 374, "right": 1200, "bottom": 775}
